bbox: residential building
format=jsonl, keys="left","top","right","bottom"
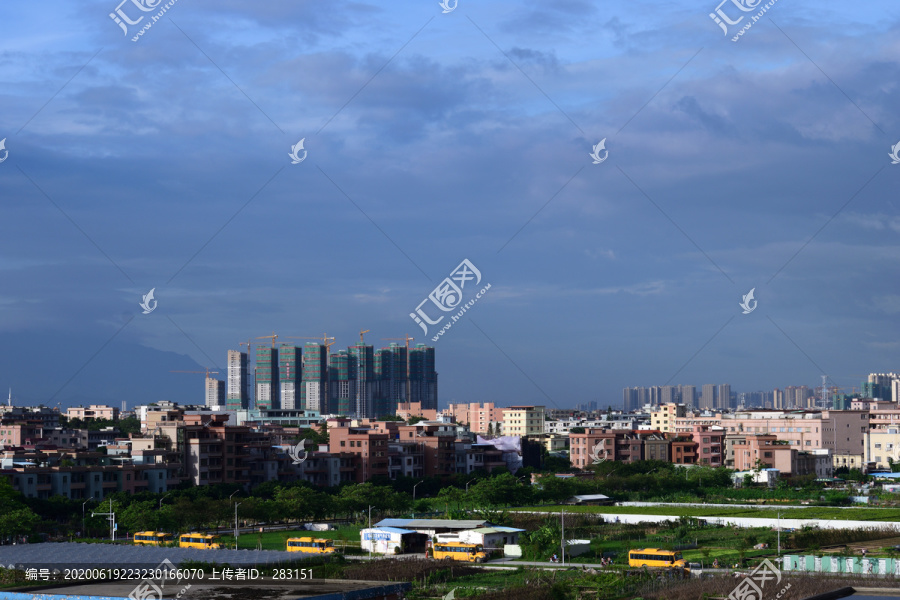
{"left": 445, "top": 403, "right": 505, "bottom": 434}
{"left": 408, "top": 345, "right": 438, "bottom": 410}
{"left": 650, "top": 403, "right": 685, "bottom": 433}
{"left": 278, "top": 345, "right": 302, "bottom": 410}
{"left": 374, "top": 344, "right": 408, "bottom": 417}
{"left": 700, "top": 384, "right": 716, "bottom": 410}
{"left": 255, "top": 346, "right": 279, "bottom": 410}
{"left": 66, "top": 405, "right": 119, "bottom": 422}
{"left": 502, "top": 406, "right": 545, "bottom": 437}
{"left": 301, "top": 343, "right": 328, "bottom": 412}
{"left": 226, "top": 350, "right": 249, "bottom": 410}
{"left": 205, "top": 377, "right": 226, "bottom": 408}
{"left": 350, "top": 343, "right": 375, "bottom": 418}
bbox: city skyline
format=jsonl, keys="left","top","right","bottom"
{"left": 1, "top": 2, "right": 898, "bottom": 410}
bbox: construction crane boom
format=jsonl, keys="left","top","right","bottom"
{"left": 171, "top": 368, "right": 220, "bottom": 378}
{"left": 359, "top": 329, "right": 370, "bottom": 344}
{"left": 255, "top": 332, "right": 278, "bottom": 347}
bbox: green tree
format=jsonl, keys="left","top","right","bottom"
{"left": 0, "top": 508, "right": 40, "bottom": 541}
{"left": 275, "top": 486, "right": 329, "bottom": 522}
{"left": 469, "top": 473, "right": 532, "bottom": 507}
{"left": 407, "top": 416, "right": 426, "bottom": 425}
{"left": 535, "top": 476, "right": 575, "bottom": 504}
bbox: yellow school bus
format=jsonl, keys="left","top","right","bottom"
{"left": 133, "top": 531, "right": 174, "bottom": 546}
{"left": 628, "top": 548, "right": 688, "bottom": 570}
{"left": 178, "top": 533, "right": 221, "bottom": 549}
{"left": 286, "top": 537, "right": 336, "bottom": 554}
{"left": 431, "top": 542, "right": 487, "bottom": 563}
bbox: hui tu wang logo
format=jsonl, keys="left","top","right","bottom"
{"left": 740, "top": 288, "right": 757, "bottom": 314}
{"left": 589, "top": 139, "right": 608, "bottom": 164}
{"left": 110, "top": 0, "right": 181, "bottom": 42}
{"left": 410, "top": 259, "right": 491, "bottom": 341}
{"left": 289, "top": 138, "right": 307, "bottom": 164}
{"left": 0, "top": 138, "right": 8, "bottom": 163}
{"left": 139, "top": 288, "right": 157, "bottom": 314}
{"left": 590, "top": 441, "right": 609, "bottom": 464}
{"left": 889, "top": 141, "right": 900, "bottom": 165}
{"left": 709, "top": 0, "right": 779, "bottom": 41}
{"left": 728, "top": 559, "right": 789, "bottom": 600}
{"left": 286, "top": 439, "right": 311, "bottom": 465}
{"left": 439, "top": 0, "right": 458, "bottom": 13}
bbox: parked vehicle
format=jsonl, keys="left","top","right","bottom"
{"left": 286, "top": 537, "right": 336, "bottom": 554}
{"left": 133, "top": 531, "right": 174, "bottom": 546}
{"left": 178, "top": 533, "right": 221, "bottom": 549}
{"left": 628, "top": 548, "right": 689, "bottom": 571}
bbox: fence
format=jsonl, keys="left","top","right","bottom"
{"left": 782, "top": 555, "right": 900, "bottom": 576}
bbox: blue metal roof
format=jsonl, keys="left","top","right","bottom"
{"left": 366, "top": 527, "right": 416, "bottom": 535}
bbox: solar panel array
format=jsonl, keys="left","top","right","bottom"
{"left": 0, "top": 542, "right": 310, "bottom": 570}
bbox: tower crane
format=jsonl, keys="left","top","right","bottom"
{"left": 255, "top": 332, "right": 278, "bottom": 347}
{"left": 171, "top": 368, "right": 220, "bottom": 378}
{"left": 359, "top": 329, "right": 370, "bottom": 344}
{"left": 283, "top": 335, "right": 336, "bottom": 349}
{"left": 170, "top": 369, "right": 221, "bottom": 405}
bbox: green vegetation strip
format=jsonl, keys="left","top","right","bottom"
{"left": 528, "top": 505, "right": 900, "bottom": 521}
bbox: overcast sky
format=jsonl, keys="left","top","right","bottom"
{"left": 1, "top": 0, "right": 899, "bottom": 410}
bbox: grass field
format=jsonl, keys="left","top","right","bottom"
{"left": 215, "top": 524, "right": 363, "bottom": 551}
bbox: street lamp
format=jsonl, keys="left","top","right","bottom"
{"left": 413, "top": 481, "right": 422, "bottom": 501}
{"left": 159, "top": 492, "right": 172, "bottom": 509}
{"left": 466, "top": 479, "right": 476, "bottom": 492}
{"left": 82, "top": 499, "right": 91, "bottom": 538}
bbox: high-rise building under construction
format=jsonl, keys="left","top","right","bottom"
{"left": 255, "top": 346, "right": 279, "bottom": 410}
{"left": 329, "top": 350, "right": 356, "bottom": 415}
{"left": 374, "top": 343, "right": 407, "bottom": 417}
{"left": 279, "top": 345, "right": 302, "bottom": 410}
{"left": 409, "top": 344, "right": 437, "bottom": 410}
{"left": 301, "top": 343, "right": 328, "bottom": 412}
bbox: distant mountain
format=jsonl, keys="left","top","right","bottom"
{"left": 0, "top": 331, "right": 209, "bottom": 410}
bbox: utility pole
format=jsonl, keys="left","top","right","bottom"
{"left": 234, "top": 502, "right": 242, "bottom": 549}
{"left": 368, "top": 505, "right": 374, "bottom": 560}
{"left": 777, "top": 512, "right": 782, "bottom": 556}
{"left": 92, "top": 499, "right": 116, "bottom": 542}
{"left": 561, "top": 508, "right": 565, "bottom": 566}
